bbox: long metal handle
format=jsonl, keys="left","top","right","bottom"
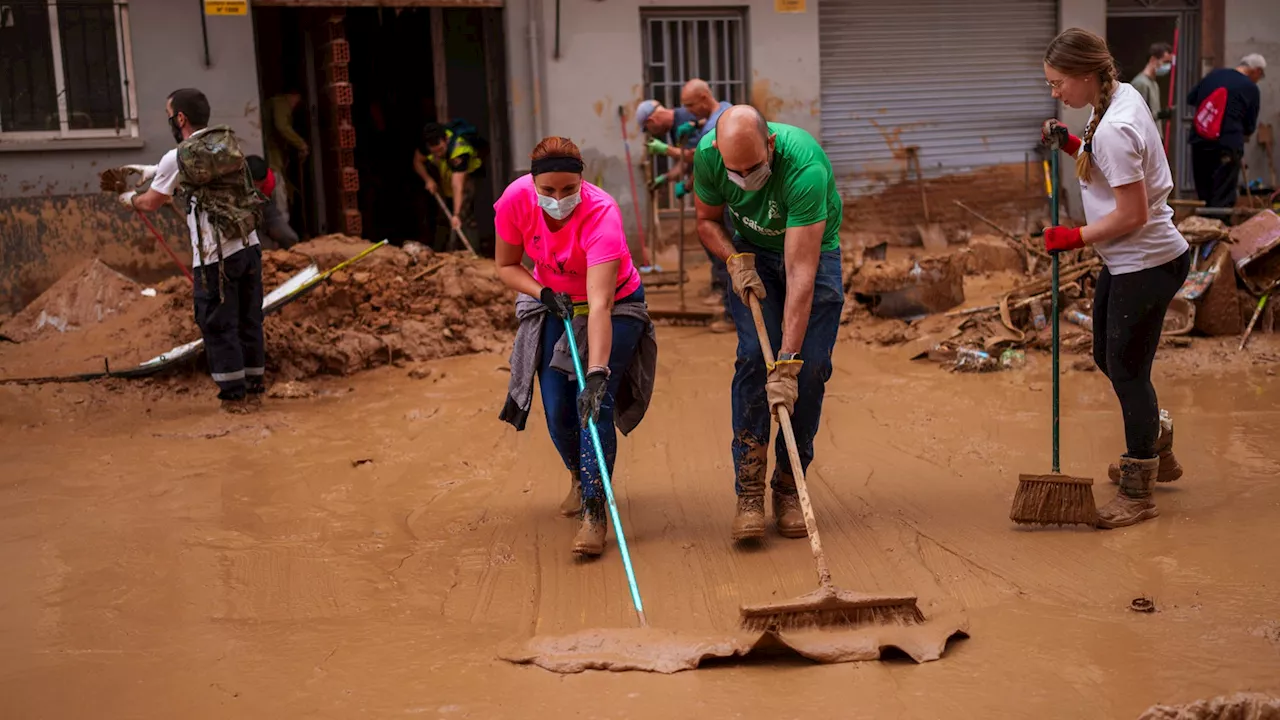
{"left": 747, "top": 295, "right": 832, "bottom": 590}
{"left": 1049, "top": 151, "right": 1061, "bottom": 474}
{"left": 561, "top": 318, "right": 647, "bottom": 627}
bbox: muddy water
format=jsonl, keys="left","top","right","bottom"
{"left": 2, "top": 328, "right": 1279, "bottom": 718}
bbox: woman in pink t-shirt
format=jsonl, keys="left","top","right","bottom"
{"left": 494, "top": 137, "right": 645, "bottom": 557}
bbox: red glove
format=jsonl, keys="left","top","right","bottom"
{"left": 1041, "top": 119, "right": 1082, "bottom": 155}
{"left": 1044, "top": 226, "right": 1085, "bottom": 253}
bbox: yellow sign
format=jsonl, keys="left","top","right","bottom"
{"left": 775, "top": 0, "right": 806, "bottom": 12}
{"left": 204, "top": 0, "right": 247, "bottom": 16}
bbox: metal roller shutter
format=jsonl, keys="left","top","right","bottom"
{"left": 819, "top": 0, "right": 1058, "bottom": 195}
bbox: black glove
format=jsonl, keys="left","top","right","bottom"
{"left": 577, "top": 369, "right": 609, "bottom": 429}
{"left": 1156, "top": 107, "right": 1173, "bottom": 121}
{"left": 539, "top": 287, "right": 574, "bottom": 319}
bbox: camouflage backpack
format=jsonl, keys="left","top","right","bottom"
{"left": 176, "top": 126, "right": 267, "bottom": 266}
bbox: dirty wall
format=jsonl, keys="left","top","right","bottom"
{"left": 1226, "top": 0, "right": 1280, "bottom": 186}
{"left": 0, "top": 0, "right": 261, "bottom": 313}
{"left": 502, "top": 0, "right": 821, "bottom": 250}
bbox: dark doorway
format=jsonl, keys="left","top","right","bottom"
{"left": 252, "top": 4, "right": 508, "bottom": 253}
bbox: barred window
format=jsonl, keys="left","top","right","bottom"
{"left": 0, "top": 0, "right": 137, "bottom": 140}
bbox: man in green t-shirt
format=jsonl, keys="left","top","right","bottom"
{"left": 693, "top": 105, "right": 845, "bottom": 543}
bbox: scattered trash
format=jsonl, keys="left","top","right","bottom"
{"left": 954, "top": 346, "right": 997, "bottom": 372}
{"left": 268, "top": 380, "right": 316, "bottom": 399}
{"left": 141, "top": 288, "right": 158, "bottom": 298}
{"left": 1000, "top": 348, "right": 1026, "bottom": 369}
{"left": 1065, "top": 310, "right": 1093, "bottom": 332}
{"left": 1229, "top": 210, "right": 1280, "bottom": 294}
{"left": 351, "top": 458, "right": 374, "bottom": 468}
{"left": 1129, "top": 596, "right": 1156, "bottom": 613}
{"left": 1029, "top": 298, "right": 1047, "bottom": 331}
{"left": 850, "top": 255, "right": 966, "bottom": 319}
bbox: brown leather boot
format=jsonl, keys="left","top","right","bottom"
{"left": 558, "top": 470, "right": 582, "bottom": 517}
{"left": 772, "top": 492, "right": 807, "bottom": 538}
{"left": 732, "top": 495, "right": 766, "bottom": 540}
{"left": 572, "top": 501, "right": 607, "bottom": 557}
{"left": 770, "top": 468, "right": 807, "bottom": 538}
{"left": 1109, "top": 410, "right": 1182, "bottom": 484}
{"left": 1097, "top": 456, "right": 1160, "bottom": 529}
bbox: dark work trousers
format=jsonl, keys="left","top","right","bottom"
{"left": 1191, "top": 144, "right": 1242, "bottom": 209}
{"left": 1091, "top": 250, "right": 1191, "bottom": 459}
{"left": 194, "top": 246, "right": 266, "bottom": 400}
{"left": 725, "top": 237, "right": 845, "bottom": 495}
{"left": 536, "top": 287, "right": 647, "bottom": 512}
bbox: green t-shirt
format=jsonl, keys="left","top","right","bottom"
{"left": 693, "top": 122, "right": 842, "bottom": 253}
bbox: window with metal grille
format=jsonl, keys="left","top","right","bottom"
{"left": 0, "top": 0, "right": 137, "bottom": 140}
{"left": 641, "top": 9, "right": 748, "bottom": 209}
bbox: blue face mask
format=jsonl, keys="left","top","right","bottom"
{"left": 1155, "top": 61, "right": 1172, "bottom": 77}
{"left": 538, "top": 191, "right": 581, "bottom": 221}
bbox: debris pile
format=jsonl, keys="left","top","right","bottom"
{"left": 0, "top": 236, "right": 517, "bottom": 383}
{"left": 0, "top": 259, "right": 143, "bottom": 342}
{"left": 160, "top": 235, "right": 517, "bottom": 380}
{"left": 839, "top": 208, "right": 1280, "bottom": 371}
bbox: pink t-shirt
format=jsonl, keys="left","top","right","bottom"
{"left": 495, "top": 174, "right": 641, "bottom": 302}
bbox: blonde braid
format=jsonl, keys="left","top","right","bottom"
{"left": 1076, "top": 63, "right": 1118, "bottom": 183}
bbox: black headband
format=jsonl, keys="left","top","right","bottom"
{"left": 531, "top": 156, "right": 584, "bottom": 175}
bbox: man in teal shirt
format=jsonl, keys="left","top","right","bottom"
{"left": 694, "top": 105, "right": 844, "bottom": 543}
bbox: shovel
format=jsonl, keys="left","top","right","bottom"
{"left": 907, "top": 147, "right": 946, "bottom": 251}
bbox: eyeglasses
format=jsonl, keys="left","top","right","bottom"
{"left": 1046, "top": 78, "right": 1067, "bottom": 90}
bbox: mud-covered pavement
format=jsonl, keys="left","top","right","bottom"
{"left": 3, "top": 327, "right": 1279, "bottom": 718}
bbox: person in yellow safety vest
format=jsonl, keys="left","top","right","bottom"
{"left": 413, "top": 122, "right": 482, "bottom": 251}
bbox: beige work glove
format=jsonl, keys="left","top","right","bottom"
{"left": 726, "top": 252, "right": 765, "bottom": 305}
{"left": 765, "top": 359, "right": 802, "bottom": 419}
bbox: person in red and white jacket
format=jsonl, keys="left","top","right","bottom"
{"left": 247, "top": 155, "right": 298, "bottom": 250}
{"left": 1041, "top": 28, "right": 1191, "bottom": 529}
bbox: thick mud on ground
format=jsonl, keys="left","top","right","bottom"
{"left": 2, "top": 328, "right": 1279, "bottom": 718}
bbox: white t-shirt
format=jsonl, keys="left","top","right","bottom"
{"left": 1080, "top": 83, "right": 1188, "bottom": 275}
{"left": 150, "top": 128, "right": 260, "bottom": 268}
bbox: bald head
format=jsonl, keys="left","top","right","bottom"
{"left": 680, "top": 78, "right": 718, "bottom": 120}
{"left": 714, "top": 105, "right": 773, "bottom": 174}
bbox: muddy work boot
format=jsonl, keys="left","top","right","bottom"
{"left": 771, "top": 491, "right": 807, "bottom": 538}
{"left": 1109, "top": 410, "right": 1182, "bottom": 484}
{"left": 1096, "top": 457, "right": 1160, "bottom": 529}
{"left": 732, "top": 495, "right": 767, "bottom": 541}
{"left": 220, "top": 396, "right": 254, "bottom": 414}
{"left": 559, "top": 470, "right": 583, "bottom": 517}
{"left": 572, "top": 500, "right": 607, "bottom": 557}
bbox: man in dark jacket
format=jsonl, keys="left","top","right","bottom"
{"left": 1187, "top": 54, "right": 1265, "bottom": 209}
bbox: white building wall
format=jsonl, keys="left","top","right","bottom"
{"left": 1225, "top": 0, "right": 1279, "bottom": 190}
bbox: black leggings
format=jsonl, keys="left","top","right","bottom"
{"left": 1092, "top": 251, "right": 1191, "bottom": 459}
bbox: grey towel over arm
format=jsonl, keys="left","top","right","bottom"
{"left": 499, "top": 295, "right": 658, "bottom": 436}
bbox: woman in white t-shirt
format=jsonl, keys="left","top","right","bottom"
{"left": 1041, "top": 28, "right": 1191, "bottom": 529}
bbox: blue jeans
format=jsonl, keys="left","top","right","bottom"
{"left": 726, "top": 239, "right": 844, "bottom": 495}
{"left": 537, "top": 287, "right": 646, "bottom": 510}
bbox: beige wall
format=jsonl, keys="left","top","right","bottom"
{"left": 1226, "top": 0, "right": 1279, "bottom": 190}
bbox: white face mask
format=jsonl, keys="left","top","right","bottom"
{"left": 727, "top": 162, "right": 772, "bottom": 192}
{"left": 1155, "top": 61, "right": 1172, "bottom": 77}
{"left": 538, "top": 191, "right": 581, "bottom": 221}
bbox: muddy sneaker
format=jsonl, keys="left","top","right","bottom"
{"left": 1097, "top": 456, "right": 1160, "bottom": 529}
{"left": 572, "top": 505, "right": 607, "bottom": 557}
{"left": 732, "top": 495, "right": 766, "bottom": 541}
{"left": 559, "top": 470, "right": 583, "bottom": 517}
{"left": 772, "top": 491, "right": 807, "bottom": 538}
{"left": 1109, "top": 410, "right": 1182, "bottom": 484}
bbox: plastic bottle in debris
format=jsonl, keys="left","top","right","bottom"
{"left": 1000, "top": 348, "right": 1027, "bottom": 369}
{"left": 1030, "top": 299, "right": 1047, "bottom": 331}
{"left": 954, "top": 347, "right": 998, "bottom": 372}
{"left": 1066, "top": 310, "right": 1093, "bottom": 332}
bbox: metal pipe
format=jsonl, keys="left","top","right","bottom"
{"left": 119, "top": 0, "right": 140, "bottom": 137}
{"left": 198, "top": 0, "right": 211, "bottom": 68}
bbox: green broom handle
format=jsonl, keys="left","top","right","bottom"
{"left": 1050, "top": 150, "right": 1061, "bottom": 474}
{"left": 561, "top": 316, "right": 648, "bottom": 627}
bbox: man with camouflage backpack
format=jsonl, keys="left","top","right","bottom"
{"left": 116, "top": 88, "right": 268, "bottom": 413}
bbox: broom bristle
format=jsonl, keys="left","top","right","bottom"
{"left": 740, "top": 601, "right": 925, "bottom": 633}
{"left": 1010, "top": 473, "right": 1097, "bottom": 526}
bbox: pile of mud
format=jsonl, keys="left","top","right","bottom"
{"left": 0, "top": 259, "right": 143, "bottom": 343}
{"left": 0, "top": 236, "right": 517, "bottom": 382}
{"left": 159, "top": 235, "right": 517, "bottom": 380}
